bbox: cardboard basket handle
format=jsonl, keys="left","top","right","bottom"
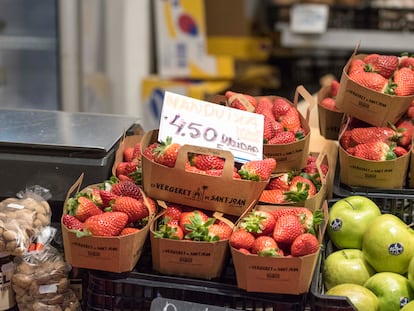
{"left": 293, "top": 85, "right": 316, "bottom": 123}
{"left": 315, "top": 151, "right": 328, "bottom": 185}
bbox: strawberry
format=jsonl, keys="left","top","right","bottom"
{"left": 123, "top": 147, "right": 136, "bottom": 162}
{"left": 396, "top": 118, "right": 414, "bottom": 147}
{"left": 348, "top": 70, "right": 388, "bottom": 93}
{"left": 407, "top": 100, "right": 414, "bottom": 119}
{"left": 347, "top": 58, "right": 366, "bottom": 76}
{"left": 393, "top": 145, "right": 408, "bottom": 157}
{"left": 272, "top": 98, "right": 291, "bottom": 120}
{"left": 110, "top": 180, "right": 143, "bottom": 201}
{"left": 363, "top": 53, "right": 380, "bottom": 64}
{"left": 259, "top": 189, "right": 286, "bottom": 204}
{"left": 266, "top": 173, "right": 290, "bottom": 191}
{"left": 320, "top": 97, "right": 338, "bottom": 111}
{"left": 153, "top": 220, "right": 184, "bottom": 240}
{"left": 263, "top": 116, "right": 276, "bottom": 143}
{"left": 66, "top": 196, "right": 103, "bottom": 222}
{"left": 272, "top": 214, "right": 305, "bottom": 245}
{"left": 179, "top": 210, "right": 211, "bottom": 238}
{"left": 267, "top": 131, "right": 296, "bottom": 144}
{"left": 251, "top": 236, "right": 283, "bottom": 257}
{"left": 119, "top": 227, "right": 140, "bottom": 236}
{"left": 365, "top": 54, "right": 399, "bottom": 79}
{"left": 255, "top": 97, "right": 275, "bottom": 120}
{"left": 279, "top": 106, "right": 301, "bottom": 132}
{"left": 116, "top": 161, "right": 138, "bottom": 177}
{"left": 191, "top": 154, "right": 225, "bottom": 171}
{"left": 132, "top": 142, "right": 142, "bottom": 159}
{"left": 399, "top": 53, "right": 414, "bottom": 69}
{"left": 62, "top": 214, "right": 84, "bottom": 231}
{"left": 238, "top": 158, "right": 276, "bottom": 181}
{"left": 285, "top": 175, "right": 316, "bottom": 202}
{"left": 110, "top": 196, "right": 149, "bottom": 223}
{"left": 207, "top": 221, "right": 233, "bottom": 241}
{"left": 153, "top": 136, "right": 181, "bottom": 168}
{"left": 143, "top": 142, "right": 159, "bottom": 161}
{"left": 98, "top": 190, "right": 118, "bottom": 207}
{"left": 81, "top": 211, "right": 128, "bottom": 237}
{"left": 351, "top": 141, "right": 397, "bottom": 161}
{"left": 392, "top": 67, "right": 414, "bottom": 96}
{"left": 330, "top": 80, "right": 340, "bottom": 97}
{"left": 144, "top": 197, "right": 158, "bottom": 215}
{"left": 290, "top": 233, "right": 320, "bottom": 257}
{"left": 240, "top": 210, "right": 276, "bottom": 237}
{"left": 229, "top": 228, "right": 256, "bottom": 251}
{"left": 339, "top": 130, "right": 354, "bottom": 149}
{"left": 162, "top": 204, "right": 183, "bottom": 222}
{"left": 350, "top": 127, "right": 397, "bottom": 145}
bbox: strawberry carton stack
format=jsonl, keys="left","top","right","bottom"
{"left": 334, "top": 50, "right": 414, "bottom": 189}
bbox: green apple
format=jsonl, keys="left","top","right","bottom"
{"left": 327, "top": 196, "right": 382, "bottom": 249}
{"left": 408, "top": 256, "right": 414, "bottom": 291}
{"left": 401, "top": 300, "right": 414, "bottom": 311}
{"left": 326, "top": 283, "right": 379, "bottom": 311}
{"left": 364, "top": 272, "right": 414, "bottom": 311}
{"left": 362, "top": 214, "right": 414, "bottom": 274}
{"left": 323, "top": 248, "right": 376, "bottom": 290}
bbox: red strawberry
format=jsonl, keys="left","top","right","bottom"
{"left": 259, "top": 189, "right": 286, "bottom": 204}
{"left": 179, "top": 210, "right": 211, "bottom": 237}
{"left": 115, "top": 161, "right": 138, "bottom": 177}
{"left": 132, "top": 142, "right": 142, "bottom": 159}
{"left": 255, "top": 97, "right": 275, "bottom": 120}
{"left": 399, "top": 53, "right": 414, "bottom": 69}
{"left": 290, "top": 233, "right": 320, "bottom": 257}
{"left": 393, "top": 145, "right": 408, "bottom": 157}
{"left": 340, "top": 130, "right": 354, "bottom": 149}
{"left": 267, "top": 131, "right": 296, "bottom": 144}
{"left": 238, "top": 158, "right": 276, "bottom": 181}
{"left": 153, "top": 220, "right": 184, "bottom": 240}
{"left": 351, "top": 141, "right": 397, "bottom": 161}
{"left": 407, "top": 100, "right": 414, "bottom": 119}
{"left": 270, "top": 207, "right": 321, "bottom": 233}
{"left": 119, "top": 227, "right": 140, "bottom": 236}
{"left": 207, "top": 221, "right": 233, "bottom": 241}
{"left": 349, "top": 70, "right": 388, "bottom": 93}
{"left": 98, "top": 190, "right": 118, "bottom": 207}
{"left": 347, "top": 58, "right": 366, "bottom": 76}
{"left": 320, "top": 97, "right": 338, "bottom": 111}
{"left": 263, "top": 116, "right": 276, "bottom": 143}
{"left": 62, "top": 214, "right": 84, "bottom": 230}
{"left": 272, "top": 98, "right": 292, "bottom": 120}
{"left": 123, "top": 147, "right": 136, "bottom": 162}
{"left": 153, "top": 136, "right": 181, "bottom": 168}
{"left": 285, "top": 175, "right": 316, "bottom": 202}
{"left": 266, "top": 173, "right": 290, "bottom": 191}
{"left": 396, "top": 118, "right": 414, "bottom": 147}
{"left": 81, "top": 211, "right": 129, "bottom": 237}
{"left": 66, "top": 196, "right": 103, "bottom": 222}
{"left": 365, "top": 54, "right": 399, "bottom": 79}
{"left": 392, "top": 67, "right": 414, "bottom": 96}
{"left": 110, "top": 180, "right": 143, "bottom": 201}
{"left": 279, "top": 106, "right": 301, "bottom": 132}
{"left": 110, "top": 196, "right": 149, "bottom": 223}
{"left": 191, "top": 154, "right": 225, "bottom": 171}
{"left": 363, "top": 53, "right": 380, "bottom": 65}
{"left": 229, "top": 228, "right": 256, "bottom": 251}
{"left": 330, "top": 80, "right": 340, "bottom": 97}
{"left": 350, "top": 127, "right": 397, "bottom": 145}
{"left": 251, "top": 236, "right": 283, "bottom": 257}
{"left": 143, "top": 142, "right": 159, "bottom": 161}
{"left": 162, "top": 204, "right": 183, "bottom": 222}
{"left": 240, "top": 210, "right": 276, "bottom": 237}
{"left": 273, "top": 214, "right": 305, "bottom": 245}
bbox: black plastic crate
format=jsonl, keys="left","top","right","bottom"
{"left": 309, "top": 199, "right": 414, "bottom": 310}
{"left": 85, "top": 242, "right": 309, "bottom": 311}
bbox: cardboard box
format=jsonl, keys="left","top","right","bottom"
{"left": 153, "top": 0, "right": 234, "bottom": 79}
{"left": 317, "top": 85, "right": 344, "bottom": 141}
{"left": 230, "top": 201, "right": 328, "bottom": 295}
{"left": 335, "top": 50, "right": 414, "bottom": 127}
{"left": 338, "top": 145, "right": 410, "bottom": 189}
{"left": 150, "top": 209, "right": 233, "bottom": 279}
{"left": 204, "top": 0, "right": 272, "bottom": 60}
{"left": 140, "top": 76, "right": 232, "bottom": 131}
{"left": 141, "top": 129, "right": 268, "bottom": 216}
{"left": 61, "top": 174, "right": 154, "bottom": 273}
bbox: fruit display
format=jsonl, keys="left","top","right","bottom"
{"left": 319, "top": 79, "right": 341, "bottom": 112}
{"left": 320, "top": 197, "right": 414, "bottom": 310}
{"left": 259, "top": 154, "right": 329, "bottom": 205}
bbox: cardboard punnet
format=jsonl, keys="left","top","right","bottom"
{"left": 61, "top": 174, "right": 155, "bottom": 273}
{"left": 335, "top": 50, "right": 414, "bottom": 127}
{"left": 150, "top": 204, "right": 235, "bottom": 279}
{"left": 317, "top": 85, "right": 344, "bottom": 140}
{"left": 230, "top": 201, "right": 328, "bottom": 295}
{"left": 140, "top": 129, "right": 268, "bottom": 216}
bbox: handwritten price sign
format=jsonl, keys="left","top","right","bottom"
{"left": 158, "top": 91, "right": 264, "bottom": 162}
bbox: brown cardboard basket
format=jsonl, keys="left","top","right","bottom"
{"left": 335, "top": 49, "right": 414, "bottom": 127}
{"left": 150, "top": 206, "right": 235, "bottom": 280}
{"left": 230, "top": 201, "right": 328, "bottom": 295}
{"left": 61, "top": 174, "right": 155, "bottom": 273}
{"left": 317, "top": 85, "right": 344, "bottom": 141}
{"left": 140, "top": 129, "right": 268, "bottom": 216}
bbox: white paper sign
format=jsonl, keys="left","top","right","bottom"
{"left": 158, "top": 91, "right": 264, "bottom": 162}
{"left": 290, "top": 4, "right": 329, "bottom": 34}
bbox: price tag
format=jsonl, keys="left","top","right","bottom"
{"left": 290, "top": 4, "right": 329, "bottom": 34}
{"left": 158, "top": 91, "right": 264, "bottom": 163}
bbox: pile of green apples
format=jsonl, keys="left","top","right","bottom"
{"left": 323, "top": 195, "right": 414, "bottom": 311}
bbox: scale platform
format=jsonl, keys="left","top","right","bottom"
{"left": 0, "top": 108, "right": 140, "bottom": 212}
